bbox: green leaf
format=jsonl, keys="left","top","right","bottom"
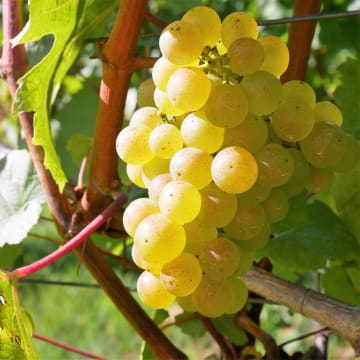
{"left": 12, "top": 0, "right": 118, "bottom": 191}
{"left": 323, "top": 266, "right": 360, "bottom": 306}
{"left": 66, "top": 134, "right": 93, "bottom": 165}
{"left": 211, "top": 315, "right": 248, "bottom": 346}
{"left": 175, "top": 312, "right": 205, "bottom": 338}
{"left": 262, "top": 197, "right": 359, "bottom": 272}
{"left": 334, "top": 58, "right": 360, "bottom": 139}
{"left": 0, "top": 244, "right": 23, "bottom": 270}
{"left": 140, "top": 341, "right": 157, "bottom": 360}
{"left": 0, "top": 150, "right": 45, "bottom": 246}
{"left": 0, "top": 272, "right": 39, "bottom": 359}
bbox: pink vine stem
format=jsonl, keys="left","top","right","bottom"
{"left": 7, "top": 194, "right": 127, "bottom": 279}
{"left": 33, "top": 332, "right": 108, "bottom": 360}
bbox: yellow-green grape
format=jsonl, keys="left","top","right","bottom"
{"left": 280, "top": 148, "right": 310, "bottom": 197}
{"left": 223, "top": 113, "right": 268, "bottom": 154}
{"left": 282, "top": 80, "right": 316, "bottom": 108}
{"left": 123, "top": 198, "right": 159, "bottom": 237}
{"left": 129, "top": 106, "right": 163, "bottom": 129}
{"left": 211, "top": 146, "right": 258, "bottom": 194}
{"left": 272, "top": 99, "right": 315, "bottom": 142}
{"left": 192, "top": 275, "right": 234, "bottom": 318}
{"left": 158, "top": 180, "right": 202, "bottom": 224}
{"left": 184, "top": 219, "right": 218, "bottom": 256}
{"left": 236, "top": 221, "right": 271, "bottom": 251}
{"left": 240, "top": 71, "right": 283, "bottom": 116}
{"left": 255, "top": 143, "right": 295, "bottom": 187}
{"left": 159, "top": 20, "right": 204, "bottom": 65}
{"left": 315, "top": 101, "right": 343, "bottom": 127}
{"left": 266, "top": 122, "right": 282, "bottom": 144}
{"left": 197, "top": 182, "right": 238, "bottom": 228}
{"left": 224, "top": 196, "right": 266, "bottom": 241}
{"left": 306, "top": 167, "right": 335, "bottom": 193}
{"left": 258, "top": 35, "right": 289, "bottom": 76}
{"left": 181, "top": 112, "right": 224, "bottom": 154}
{"left": 154, "top": 88, "right": 186, "bottom": 117}
{"left": 149, "top": 124, "right": 183, "bottom": 159}
{"left": 332, "top": 135, "right": 359, "bottom": 173}
{"left": 167, "top": 67, "right": 211, "bottom": 112}
{"left": 137, "top": 271, "right": 175, "bottom": 309}
{"left": 177, "top": 294, "right": 197, "bottom": 312}
{"left": 134, "top": 213, "right": 186, "bottom": 264}
{"left": 300, "top": 121, "right": 348, "bottom": 169}
{"left": 182, "top": 6, "right": 221, "bottom": 47}
{"left": 224, "top": 277, "right": 248, "bottom": 314}
{"left": 170, "top": 147, "right": 213, "bottom": 189}
{"left": 152, "top": 57, "right": 179, "bottom": 91}
{"left": 131, "top": 245, "right": 162, "bottom": 275}
{"left": 168, "top": 114, "right": 186, "bottom": 128}
{"left": 141, "top": 157, "right": 170, "bottom": 187}
{"left": 227, "top": 38, "right": 264, "bottom": 76}
{"left": 238, "top": 182, "right": 271, "bottom": 202}
{"left": 262, "top": 188, "right": 289, "bottom": 223}
{"left": 233, "top": 249, "right": 254, "bottom": 276}
{"left": 137, "top": 78, "right": 156, "bottom": 108}
{"left": 148, "top": 173, "right": 173, "bottom": 205}
{"left": 199, "top": 237, "right": 240, "bottom": 278}
{"left": 204, "top": 83, "right": 249, "bottom": 128}
{"left": 221, "top": 12, "right": 258, "bottom": 48}
{"left": 160, "top": 252, "right": 203, "bottom": 296}
{"left": 116, "top": 124, "right": 154, "bottom": 165}
{"left": 126, "top": 164, "right": 146, "bottom": 189}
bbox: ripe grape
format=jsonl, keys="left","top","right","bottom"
{"left": 149, "top": 123, "right": 183, "bottom": 159}
{"left": 154, "top": 87, "right": 185, "bottom": 116}
{"left": 262, "top": 188, "right": 289, "bottom": 223}
{"left": 238, "top": 182, "right": 271, "bottom": 202}
{"left": 137, "top": 271, "right": 175, "bottom": 309}
{"left": 170, "top": 147, "right": 213, "bottom": 189}
{"left": 152, "top": 57, "right": 179, "bottom": 92}
{"left": 137, "top": 78, "right": 156, "bottom": 108}
{"left": 236, "top": 221, "right": 271, "bottom": 251}
{"left": 141, "top": 156, "right": 170, "bottom": 187}
{"left": 306, "top": 167, "right": 335, "bottom": 193}
{"left": 315, "top": 101, "right": 343, "bottom": 127}
{"left": 227, "top": 38, "right": 264, "bottom": 76}
{"left": 282, "top": 80, "right": 316, "bottom": 108}
{"left": 224, "top": 277, "right": 248, "bottom": 314}
{"left": 134, "top": 213, "right": 186, "bottom": 264}
{"left": 204, "top": 83, "right": 249, "bottom": 128}
{"left": 332, "top": 135, "right": 359, "bottom": 173}
{"left": 129, "top": 106, "right": 163, "bottom": 129}
{"left": 148, "top": 173, "right": 173, "bottom": 204}
{"left": 131, "top": 245, "right": 162, "bottom": 275}
{"left": 126, "top": 164, "right": 146, "bottom": 189}
{"left": 160, "top": 252, "right": 203, "bottom": 296}
{"left": 167, "top": 67, "right": 211, "bottom": 112}
{"left": 159, "top": 20, "right": 204, "bottom": 65}
{"left": 234, "top": 249, "right": 254, "bottom": 276}
{"left": 211, "top": 146, "right": 258, "bottom": 194}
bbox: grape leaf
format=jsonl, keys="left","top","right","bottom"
{"left": 0, "top": 272, "right": 39, "bottom": 359}
{"left": 175, "top": 312, "right": 205, "bottom": 338}
{"left": 0, "top": 244, "right": 23, "bottom": 270}
{"left": 0, "top": 150, "right": 45, "bottom": 246}
{"left": 12, "top": 0, "right": 118, "bottom": 191}
{"left": 211, "top": 316, "right": 248, "bottom": 346}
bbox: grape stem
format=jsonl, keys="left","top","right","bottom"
{"left": 7, "top": 193, "right": 127, "bottom": 280}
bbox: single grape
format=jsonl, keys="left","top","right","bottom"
{"left": 255, "top": 143, "right": 295, "bottom": 187}
{"left": 221, "top": 12, "right": 258, "bottom": 48}
{"left": 167, "top": 67, "right": 211, "bottom": 112}
{"left": 315, "top": 101, "right": 343, "bottom": 127}
{"left": 204, "top": 83, "right": 249, "bottom": 128}
{"left": 182, "top": 6, "right": 221, "bottom": 47}
{"left": 126, "top": 164, "right": 146, "bottom": 189}
{"left": 137, "top": 271, "right": 175, "bottom": 309}
{"left": 272, "top": 99, "right": 315, "bottom": 142}
{"left": 197, "top": 182, "right": 238, "bottom": 228}
{"left": 236, "top": 221, "right": 271, "bottom": 251}
{"left": 170, "top": 147, "right": 213, "bottom": 189}
{"left": 332, "top": 135, "right": 359, "bottom": 173}
{"left": 199, "top": 237, "right": 240, "bottom": 278}
{"left": 223, "top": 112, "right": 268, "bottom": 154}
{"left": 148, "top": 173, "right": 173, "bottom": 205}
{"left": 258, "top": 35, "right": 289, "bottom": 76}
{"left": 262, "top": 188, "right": 289, "bottom": 223}
{"left": 224, "top": 277, "right": 248, "bottom": 314}
{"left": 306, "top": 167, "right": 335, "bottom": 193}
{"left": 282, "top": 80, "right": 316, "bottom": 108}
{"left": 134, "top": 213, "right": 186, "bottom": 264}
{"left": 131, "top": 245, "right": 162, "bottom": 275}
{"left": 233, "top": 248, "right": 254, "bottom": 276}
{"left": 224, "top": 196, "right": 266, "bottom": 241}
{"left": 154, "top": 87, "right": 186, "bottom": 117}
{"left": 181, "top": 111, "right": 224, "bottom": 154}
{"left": 238, "top": 182, "right": 271, "bottom": 202}
{"left": 158, "top": 180, "right": 202, "bottom": 224}
{"left": 211, "top": 146, "right": 258, "bottom": 194}
{"left": 123, "top": 198, "right": 159, "bottom": 237}
{"left": 137, "top": 78, "right": 156, "bottom": 108}
{"left": 240, "top": 71, "right": 283, "bottom": 116}
{"left": 116, "top": 124, "right": 154, "bottom": 165}
{"left": 152, "top": 57, "right": 179, "bottom": 92}
{"left": 149, "top": 123, "right": 183, "bottom": 159}
{"left": 159, "top": 20, "right": 204, "bottom": 65}
{"left": 141, "top": 156, "right": 170, "bottom": 187}
{"left": 227, "top": 38, "right": 264, "bottom": 76}
{"left": 160, "top": 252, "right": 203, "bottom": 296}
{"left": 129, "top": 106, "right": 163, "bottom": 129}
{"left": 192, "top": 275, "right": 234, "bottom": 318}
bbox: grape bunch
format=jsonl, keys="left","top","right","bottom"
{"left": 116, "top": 6, "right": 359, "bottom": 317}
